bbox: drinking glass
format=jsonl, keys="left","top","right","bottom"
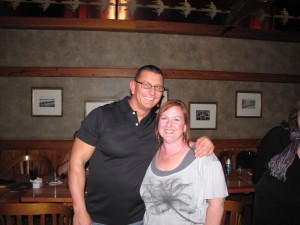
{"left": 29, "top": 164, "right": 38, "bottom": 180}
{"left": 52, "top": 168, "right": 58, "bottom": 182}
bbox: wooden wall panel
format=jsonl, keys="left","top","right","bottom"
{"left": 0, "top": 140, "right": 73, "bottom": 170}
{"left": 0, "top": 139, "right": 261, "bottom": 171}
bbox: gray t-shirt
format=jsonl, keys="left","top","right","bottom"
{"left": 140, "top": 148, "right": 228, "bottom": 225}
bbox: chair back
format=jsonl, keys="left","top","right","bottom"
{"left": 221, "top": 200, "right": 243, "bottom": 225}
{"left": 0, "top": 203, "right": 72, "bottom": 225}
{"left": 236, "top": 150, "right": 256, "bottom": 169}
{"left": 0, "top": 154, "right": 52, "bottom": 178}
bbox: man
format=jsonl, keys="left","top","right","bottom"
{"left": 69, "top": 65, "right": 214, "bottom": 225}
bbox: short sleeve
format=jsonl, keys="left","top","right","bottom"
{"left": 202, "top": 154, "right": 228, "bottom": 199}
{"left": 77, "top": 107, "right": 103, "bottom": 147}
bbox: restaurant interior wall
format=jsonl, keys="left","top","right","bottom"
{"left": 0, "top": 29, "right": 300, "bottom": 140}
{"left": 0, "top": 76, "right": 299, "bottom": 140}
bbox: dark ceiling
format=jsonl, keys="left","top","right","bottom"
{"left": 0, "top": 0, "right": 299, "bottom": 32}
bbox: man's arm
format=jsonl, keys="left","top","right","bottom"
{"left": 69, "top": 137, "right": 95, "bottom": 225}
{"left": 194, "top": 136, "right": 215, "bottom": 157}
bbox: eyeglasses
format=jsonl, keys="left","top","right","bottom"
{"left": 135, "top": 80, "right": 165, "bottom": 92}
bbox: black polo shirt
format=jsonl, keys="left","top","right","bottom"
{"left": 77, "top": 96, "right": 157, "bottom": 225}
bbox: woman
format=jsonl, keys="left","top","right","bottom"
{"left": 140, "top": 100, "right": 228, "bottom": 225}
{"left": 252, "top": 102, "right": 300, "bottom": 225}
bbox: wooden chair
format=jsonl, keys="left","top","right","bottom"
{"left": 221, "top": 200, "right": 243, "bottom": 225}
{"left": 0, "top": 154, "right": 52, "bottom": 178}
{"left": 0, "top": 203, "right": 72, "bottom": 225}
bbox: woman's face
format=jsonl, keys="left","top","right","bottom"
{"left": 158, "top": 106, "right": 187, "bottom": 144}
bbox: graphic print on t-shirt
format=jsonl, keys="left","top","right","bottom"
{"left": 141, "top": 176, "right": 204, "bottom": 224}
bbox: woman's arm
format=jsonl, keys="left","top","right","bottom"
{"left": 205, "top": 198, "right": 224, "bottom": 225}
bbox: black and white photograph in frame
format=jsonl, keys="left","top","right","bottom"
{"left": 160, "top": 90, "right": 168, "bottom": 106}
{"left": 189, "top": 102, "right": 217, "bottom": 129}
{"left": 157, "top": 90, "right": 169, "bottom": 109}
{"left": 84, "top": 100, "right": 115, "bottom": 117}
{"left": 31, "top": 88, "right": 63, "bottom": 116}
{"left": 236, "top": 91, "right": 262, "bottom": 118}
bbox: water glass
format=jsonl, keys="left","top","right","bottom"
{"left": 52, "top": 168, "right": 58, "bottom": 182}
{"left": 29, "top": 165, "right": 38, "bottom": 180}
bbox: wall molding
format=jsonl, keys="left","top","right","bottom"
{"left": 1, "top": 17, "right": 300, "bottom": 43}
{"left": 0, "top": 67, "right": 300, "bottom": 83}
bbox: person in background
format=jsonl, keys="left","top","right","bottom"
{"left": 140, "top": 100, "right": 227, "bottom": 225}
{"left": 69, "top": 65, "right": 215, "bottom": 225}
{"left": 252, "top": 117, "right": 291, "bottom": 184}
{"left": 252, "top": 101, "right": 300, "bottom": 225}
{"left": 57, "top": 150, "right": 71, "bottom": 177}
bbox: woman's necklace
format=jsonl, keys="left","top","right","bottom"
{"left": 159, "top": 144, "right": 186, "bottom": 160}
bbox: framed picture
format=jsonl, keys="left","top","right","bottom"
{"left": 155, "top": 90, "right": 169, "bottom": 112}
{"left": 159, "top": 90, "right": 169, "bottom": 107}
{"left": 236, "top": 91, "right": 262, "bottom": 118}
{"left": 189, "top": 102, "right": 217, "bottom": 129}
{"left": 84, "top": 100, "right": 115, "bottom": 117}
{"left": 31, "top": 88, "right": 63, "bottom": 116}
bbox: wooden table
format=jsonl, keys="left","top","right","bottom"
{"left": 21, "top": 181, "right": 72, "bottom": 206}
{"left": 0, "top": 177, "right": 72, "bottom": 206}
{"left": 0, "top": 177, "right": 33, "bottom": 204}
{"left": 226, "top": 169, "right": 255, "bottom": 194}
{"left": 0, "top": 188, "right": 27, "bottom": 203}
{"left": 1, "top": 170, "right": 255, "bottom": 206}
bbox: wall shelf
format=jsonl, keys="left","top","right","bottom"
{"left": 0, "top": 17, "right": 300, "bottom": 43}
{"left": 0, "top": 67, "right": 299, "bottom": 83}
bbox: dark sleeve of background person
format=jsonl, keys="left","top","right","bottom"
{"left": 252, "top": 126, "right": 291, "bottom": 184}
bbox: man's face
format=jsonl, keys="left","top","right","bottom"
{"left": 131, "top": 70, "right": 164, "bottom": 112}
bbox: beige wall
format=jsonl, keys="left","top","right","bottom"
{"left": 0, "top": 29, "right": 300, "bottom": 140}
